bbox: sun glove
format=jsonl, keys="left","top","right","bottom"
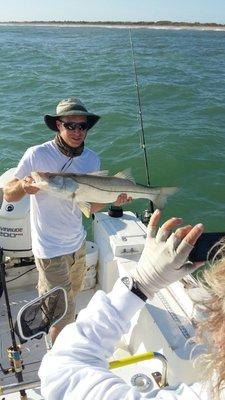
{"left": 130, "top": 225, "right": 196, "bottom": 299}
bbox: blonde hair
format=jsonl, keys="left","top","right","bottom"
{"left": 195, "top": 240, "right": 225, "bottom": 399}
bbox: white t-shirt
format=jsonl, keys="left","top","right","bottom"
{"left": 39, "top": 280, "right": 211, "bottom": 400}
{"left": 14, "top": 140, "right": 100, "bottom": 258}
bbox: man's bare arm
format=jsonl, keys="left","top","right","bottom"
{"left": 90, "top": 202, "right": 106, "bottom": 214}
{"left": 90, "top": 194, "right": 132, "bottom": 214}
{"left": 3, "top": 177, "right": 39, "bottom": 202}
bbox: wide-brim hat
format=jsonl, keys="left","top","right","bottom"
{"left": 44, "top": 97, "right": 100, "bottom": 131}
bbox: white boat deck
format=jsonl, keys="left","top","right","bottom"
{"left": 0, "top": 277, "right": 98, "bottom": 399}
{"left": 0, "top": 285, "right": 44, "bottom": 399}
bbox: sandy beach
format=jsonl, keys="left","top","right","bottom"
{"left": 0, "top": 21, "right": 225, "bottom": 31}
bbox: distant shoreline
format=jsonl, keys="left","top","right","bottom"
{"left": 0, "top": 21, "right": 225, "bottom": 31}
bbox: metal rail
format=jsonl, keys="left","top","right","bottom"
{"left": 0, "top": 380, "right": 40, "bottom": 395}
{"left": 109, "top": 351, "right": 168, "bottom": 387}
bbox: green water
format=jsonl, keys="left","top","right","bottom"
{"left": 0, "top": 25, "right": 224, "bottom": 234}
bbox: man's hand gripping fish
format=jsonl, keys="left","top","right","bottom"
{"left": 31, "top": 169, "right": 178, "bottom": 218}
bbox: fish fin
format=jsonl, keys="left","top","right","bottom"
{"left": 154, "top": 187, "right": 179, "bottom": 209}
{"left": 77, "top": 201, "right": 92, "bottom": 218}
{"left": 87, "top": 170, "right": 109, "bottom": 177}
{"left": 114, "top": 168, "right": 135, "bottom": 183}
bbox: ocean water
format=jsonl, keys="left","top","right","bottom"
{"left": 0, "top": 25, "right": 224, "bottom": 234}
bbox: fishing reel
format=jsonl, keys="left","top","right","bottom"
{"left": 0, "top": 344, "right": 24, "bottom": 375}
{"left": 140, "top": 209, "right": 152, "bottom": 226}
{"left": 135, "top": 209, "right": 152, "bottom": 226}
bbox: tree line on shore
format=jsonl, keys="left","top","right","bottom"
{"left": 0, "top": 20, "right": 224, "bottom": 27}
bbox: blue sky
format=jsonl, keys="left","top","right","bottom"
{"left": 0, "top": 0, "right": 225, "bottom": 24}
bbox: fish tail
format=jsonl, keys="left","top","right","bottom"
{"left": 154, "top": 187, "right": 178, "bottom": 209}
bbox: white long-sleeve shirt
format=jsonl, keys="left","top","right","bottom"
{"left": 39, "top": 280, "right": 209, "bottom": 400}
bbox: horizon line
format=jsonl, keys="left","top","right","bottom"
{"left": 0, "top": 20, "right": 225, "bottom": 26}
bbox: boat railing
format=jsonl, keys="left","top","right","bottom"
{"left": 109, "top": 351, "right": 168, "bottom": 387}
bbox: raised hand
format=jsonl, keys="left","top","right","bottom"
{"left": 131, "top": 209, "right": 204, "bottom": 299}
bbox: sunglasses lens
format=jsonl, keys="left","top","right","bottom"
{"left": 78, "top": 123, "right": 88, "bottom": 131}
{"left": 62, "top": 122, "right": 88, "bottom": 131}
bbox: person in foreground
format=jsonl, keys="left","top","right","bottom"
{"left": 39, "top": 208, "right": 225, "bottom": 400}
{"left": 3, "top": 97, "right": 130, "bottom": 343}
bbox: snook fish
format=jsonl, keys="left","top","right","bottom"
{"left": 31, "top": 170, "right": 178, "bottom": 218}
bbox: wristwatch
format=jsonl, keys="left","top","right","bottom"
{"left": 121, "top": 276, "right": 147, "bottom": 302}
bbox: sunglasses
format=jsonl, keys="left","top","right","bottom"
{"left": 60, "top": 120, "right": 88, "bottom": 131}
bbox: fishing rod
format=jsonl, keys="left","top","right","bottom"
{"left": 129, "top": 28, "right": 154, "bottom": 219}
{"left": 0, "top": 249, "right": 27, "bottom": 400}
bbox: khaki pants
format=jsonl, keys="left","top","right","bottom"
{"left": 35, "top": 241, "right": 86, "bottom": 329}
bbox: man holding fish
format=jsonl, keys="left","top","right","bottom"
{"left": 3, "top": 97, "right": 132, "bottom": 343}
